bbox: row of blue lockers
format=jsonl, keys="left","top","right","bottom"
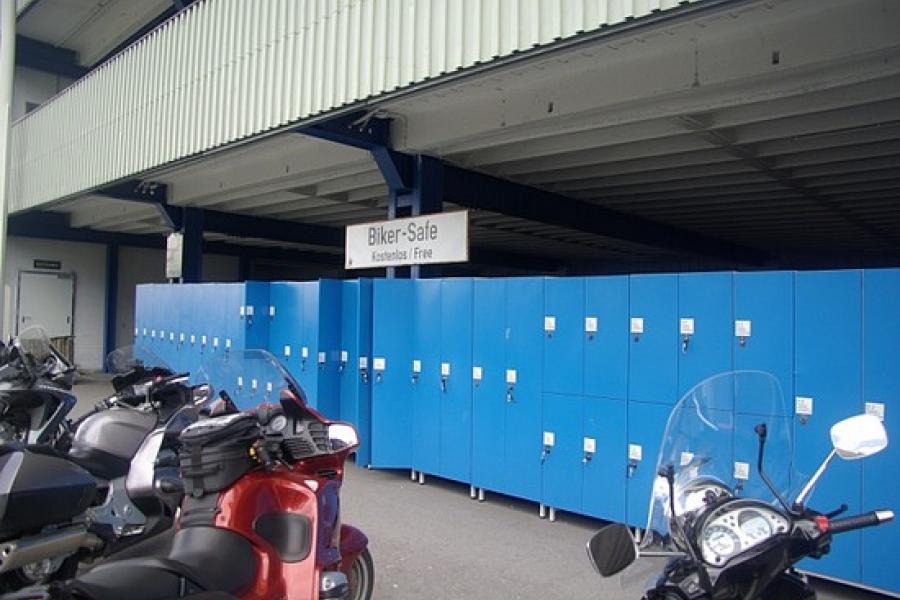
{"left": 134, "top": 269, "right": 900, "bottom": 593}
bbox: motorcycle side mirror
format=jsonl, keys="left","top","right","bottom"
{"left": 192, "top": 384, "right": 212, "bottom": 406}
{"left": 831, "top": 414, "right": 888, "bottom": 460}
{"left": 328, "top": 423, "right": 360, "bottom": 452}
{"left": 586, "top": 523, "right": 637, "bottom": 577}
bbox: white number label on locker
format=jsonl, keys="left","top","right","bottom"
{"left": 225, "top": 339, "right": 232, "bottom": 349}
{"left": 544, "top": 316, "right": 556, "bottom": 333}
{"left": 340, "top": 350, "right": 349, "bottom": 363}
{"left": 251, "top": 378, "right": 258, "bottom": 390}
{"left": 134, "top": 328, "right": 139, "bottom": 336}
{"left": 412, "top": 360, "right": 422, "bottom": 374}
{"left": 680, "top": 451, "right": 695, "bottom": 467}
{"left": 213, "top": 337, "right": 219, "bottom": 348}
{"left": 190, "top": 335, "right": 196, "bottom": 344}
{"left": 318, "top": 352, "right": 326, "bottom": 364}
{"left": 441, "top": 362, "right": 451, "bottom": 377}
{"left": 239, "top": 306, "right": 246, "bottom": 317}
{"left": 358, "top": 356, "right": 369, "bottom": 369}
{"left": 866, "top": 402, "right": 886, "bottom": 421}
{"left": 679, "top": 318, "right": 695, "bottom": 336}
{"left": 237, "top": 376, "right": 243, "bottom": 388}
{"left": 266, "top": 382, "right": 273, "bottom": 393}
{"left": 735, "top": 320, "right": 752, "bottom": 338}
{"left": 628, "top": 444, "right": 643, "bottom": 462}
{"left": 584, "top": 317, "right": 598, "bottom": 334}
{"left": 301, "top": 347, "right": 309, "bottom": 359}
{"left": 505, "top": 369, "right": 517, "bottom": 385}
{"left": 630, "top": 318, "right": 645, "bottom": 335}
{"left": 583, "top": 438, "right": 596, "bottom": 453}
{"left": 180, "top": 333, "right": 185, "bottom": 342}
{"left": 151, "top": 330, "right": 156, "bottom": 338}
{"left": 373, "top": 357, "right": 386, "bottom": 372}
{"left": 169, "top": 333, "right": 175, "bottom": 341}
{"left": 795, "top": 396, "right": 814, "bottom": 416}
{"left": 734, "top": 462, "right": 750, "bottom": 481}
{"left": 246, "top": 306, "right": 255, "bottom": 317}
{"left": 268, "top": 306, "right": 276, "bottom": 317}
{"left": 160, "top": 330, "right": 166, "bottom": 338}
{"left": 472, "top": 366, "right": 483, "bottom": 381}
{"left": 543, "top": 431, "right": 556, "bottom": 447}
{"left": 201, "top": 336, "right": 207, "bottom": 345}
{"left": 143, "top": 328, "right": 147, "bottom": 336}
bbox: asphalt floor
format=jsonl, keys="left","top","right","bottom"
{"left": 71, "top": 377, "right": 887, "bottom": 599}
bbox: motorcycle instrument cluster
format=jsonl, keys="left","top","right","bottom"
{"left": 699, "top": 501, "right": 790, "bottom": 565}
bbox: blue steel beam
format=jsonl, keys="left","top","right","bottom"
{"left": 201, "top": 208, "right": 345, "bottom": 248}
{"left": 96, "top": 179, "right": 180, "bottom": 229}
{"left": 16, "top": 35, "right": 88, "bottom": 80}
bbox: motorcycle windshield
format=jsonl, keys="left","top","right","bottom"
{"left": 15, "top": 325, "right": 54, "bottom": 364}
{"left": 196, "top": 349, "right": 308, "bottom": 411}
{"left": 106, "top": 344, "right": 171, "bottom": 374}
{"left": 639, "top": 370, "right": 796, "bottom": 555}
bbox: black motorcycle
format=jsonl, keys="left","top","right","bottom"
{"left": 586, "top": 370, "right": 893, "bottom": 600}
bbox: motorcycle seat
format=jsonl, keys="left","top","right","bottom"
{"left": 72, "top": 526, "right": 257, "bottom": 599}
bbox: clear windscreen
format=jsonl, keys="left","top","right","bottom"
{"left": 106, "top": 344, "right": 171, "bottom": 374}
{"left": 15, "top": 325, "right": 53, "bottom": 364}
{"left": 623, "top": 370, "right": 799, "bottom": 591}
{"left": 195, "top": 349, "right": 307, "bottom": 411}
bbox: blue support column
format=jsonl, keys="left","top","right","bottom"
{"left": 104, "top": 244, "right": 119, "bottom": 367}
{"left": 182, "top": 207, "right": 203, "bottom": 283}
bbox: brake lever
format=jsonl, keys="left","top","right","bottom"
{"left": 825, "top": 504, "right": 849, "bottom": 519}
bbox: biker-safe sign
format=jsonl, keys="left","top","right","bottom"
{"left": 344, "top": 210, "right": 469, "bottom": 269}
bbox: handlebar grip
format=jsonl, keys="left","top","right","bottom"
{"left": 828, "top": 510, "right": 894, "bottom": 534}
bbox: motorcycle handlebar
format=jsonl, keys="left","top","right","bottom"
{"left": 828, "top": 510, "right": 894, "bottom": 535}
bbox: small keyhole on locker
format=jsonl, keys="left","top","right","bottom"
{"left": 633, "top": 333, "right": 640, "bottom": 343}
{"left": 627, "top": 461, "right": 638, "bottom": 478}
{"left": 800, "top": 415, "right": 809, "bottom": 426}
{"left": 739, "top": 336, "right": 747, "bottom": 347}
{"left": 682, "top": 335, "right": 690, "bottom": 353}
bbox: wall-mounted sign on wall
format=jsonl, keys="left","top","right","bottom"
{"left": 166, "top": 232, "right": 183, "bottom": 279}
{"left": 345, "top": 210, "right": 469, "bottom": 270}
{"left": 33, "top": 259, "right": 62, "bottom": 270}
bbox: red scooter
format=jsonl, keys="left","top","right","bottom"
{"left": 7, "top": 349, "right": 374, "bottom": 600}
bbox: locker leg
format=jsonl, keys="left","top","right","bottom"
{"left": 477, "top": 488, "right": 485, "bottom": 502}
{"left": 539, "top": 504, "right": 547, "bottom": 519}
{"left": 549, "top": 507, "right": 557, "bottom": 523}
{"left": 418, "top": 472, "right": 425, "bottom": 485}
{"left": 411, "top": 470, "right": 417, "bottom": 482}
{"left": 469, "top": 485, "right": 476, "bottom": 499}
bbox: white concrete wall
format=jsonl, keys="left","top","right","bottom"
{"left": 12, "top": 67, "right": 73, "bottom": 122}
{"left": 4, "top": 237, "right": 107, "bottom": 369}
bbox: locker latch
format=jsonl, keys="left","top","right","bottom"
{"left": 585, "top": 317, "right": 598, "bottom": 341}
{"left": 359, "top": 356, "right": 369, "bottom": 384}
{"left": 373, "top": 357, "right": 385, "bottom": 383}
{"left": 440, "top": 362, "right": 450, "bottom": 392}
{"left": 300, "top": 346, "right": 309, "bottom": 371}
{"left": 472, "top": 366, "right": 483, "bottom": 388}
{"left": 680, "top": 318, "right": 694, "bottom": 353}
{"left": 627, "top": 444, "right": 642, "bottom": 478}
{"left": 544, "top": 316, "right": 556, "bottom": 339}
{"left": 506, "top": 369, "right": 517, "bottom": 403}
{"left": 411, "top": 360, "right": 421, "bottom": 384}
{"left": 583, "top": 437, "right": 596, "bottom": 464}
{"left": 795, "top": 396, "right": 813, "bottom": 426}
{"left": 631, "top": 318, "right": 644, "bottom": 342}
{"left": 318, "top": 352, "right": 326, "bottom": 370}
{"left": 339, "top": 350, "right": 348, "bottom": 374}
{"left": 734, "top": 461, "right": 750, "bottom": 494}
{"left": 735, "top": 320, "right": 752, "bottom": 347}
{"left": 541, "top": 431, "right": 555, "bottom": 464}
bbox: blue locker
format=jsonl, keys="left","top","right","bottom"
{"left": 861, "top": 269, "right": 900, "bottom": 593}
{"left": 541, "top": 393, "right": 583, "bottom": 514}
{"left": 295, "top": 282, "right": 316, "bottom": 402}
{"left": 206, "top": 284, "right": 228, "bottom": 362}
{"left": 267, "top": 283, "right": 303, "bottom": 386}
{"left": 583, "top": 396, "right": 627, "bottom": 522}
{"left": 315, "top": 280, "right": 343, "bottom": 419}
{"left": 583, "top": 276, "right": 629, "bottom": 401}
{"left": 471, "top": 279, "right": 507, "bottom": 492}
{"left": 370, "top": 279, "right": 415, "bottom": 468}
{"left": 733, "top": 272, "right": 794, "bottom": 415}
{"left": 504, "top": 277, "right": 544, "bottom": 502}
{"left": 678, "top": 272, "right": 733, "bottom": 400}
{"left": 629, "top": 275, "right": 678, "bottom": 405}
{"left": 439, "top": 278, "right": 473, "bottom": 483}
{"left": 795, "top": 270, "right": 862, "bottom": 583}
{"left": 339, "top": 280, "right": 373, "bottom": 466}
{"left": 411, "top": 279, "right": 441, "bottom": 475}
{"left": 543, "top": 278, "right": 584, "bottom": 395}
{"left": 626, "top": 400, "right": 671, "bottom": 526}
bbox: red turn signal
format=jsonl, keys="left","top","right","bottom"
{"left": 815, "top": 516, "right": 830, "bottom": 533}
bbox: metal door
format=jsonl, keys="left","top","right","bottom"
{"left": 541, "top": 393, "right": 583, "bottom": 514}
{"left": 628, "top": 275, "right": 678, "bottom": 405}
{"left": 795, "top": 270, "right": 862, "bottom": 583}
{"left": 677, "top": 272, "right": 733, "bottom": 401}
{"left": 583, "top": 276, "right": 629, "bottom": 401}
{"left": 626, "top": 400, "right": 672, "bottom": 526}
{"left": 340, "top": 280, "right": 373, "bottom": 466}
{"left": 411, "top": 279, "right": 441, "bottom": 475}
{"left": 296, "top": 282, "right": 319, "bottom": 407}
{"left": 267, "top": 283, "right": 301, "bottom": 388}
{"left": 17, "top": 270, "right": 75, "bottom": 337}
{"left": 370, "top": 279, "right": 415, "bottom": 468}
{"left": 582, "top": 396, "right": 627, "bottom": 522}
{"left": 472, "top": 278, "right": 507, "bottom": 493}
{"left": 543, "top": 277, "right": 584, "bottom": 395}
{"left": 315, "top": 280, "right": 343, "bottom": 419}
{"left": 439, "top": 278, "right": 473, "bottom": 483}
{"left": 733, "top": 272, "right": 794, "bottom": 415}
{"left": 861, "top": 268, "right": 900, "bottom": 593}
{"left": 504, "top": 277, "right": 544, "bottom": 502}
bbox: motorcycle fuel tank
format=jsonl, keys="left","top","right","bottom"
{"left": 0, "top": 446, "right": 96, "bottom": 538}
{"left": 71, "top": 408, "right": 157, "bottom": 461}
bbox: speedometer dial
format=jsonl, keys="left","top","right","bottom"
{"left": 739, "top": 510, "right": 773, "bottom": 542}
{"left": 703, "top": 525, "right": 741, "bottom": 562}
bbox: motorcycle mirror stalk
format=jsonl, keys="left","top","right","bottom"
{"left": 754, "top": 423, "right": 801, "bottom": 516}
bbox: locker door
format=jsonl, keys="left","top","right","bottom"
{"left": 315, "top": 280, "right": 343, "bottom": 419}
{"left": 626, "top": 401, "right": 671, "bottom": 526}
{"left": 678, "top": 273, "right": 733, "bottom": 401}
{"left": 296, "top": 282, "right": 317, "bottom": 405}
{"left": 733, "top": 272, "right": 794, "bottom": 415}
{"left": 582, "top": 396, "right": 627, "bottom": 522}
{"left": 504, "top": 277, "right": 544, "bottom": 502}
{"left": 440, "top": 278, "right": 473, "bottom": 483}
{"left": 861, "top": 269, "right": 900, "bottom": 593}
{"left": 541, "top": 393, "right": 583, "bottom": 514}
{"left": 340, "top": 281, "right": 361, "bottom": 424}
{"left": 412, "top": 279, "right": 441, "bottom": 475}
{"left": 371, "top": 279, "right": 415, "bottom": 468}
{"left": 355, "top": 280, "right": 373, "bottom": 466}
{"left": 267, "top": 283, "right": 299, "bottom": 383}
{"left": 629, "top": 275, "right": 678, "bottom": 405}
{"left": 243, "top": 282, "right": 271, "bottom": 351}
{"left": 583, "top": 276, "right": 629, "bottom": 401}
{"left": 183, "top": 285, "right": 199, "bottom": 374}
{"left": 795, "top": 270, "right": 862, "bottom": 583}
{"left": 206, "top": 284, "right": 227, "bottom": 362}
{"left": 543, "top": 277, "right": 584, "bottom": 395}
{"left": 472, "top": 279, "right": 507, "bottom": 493}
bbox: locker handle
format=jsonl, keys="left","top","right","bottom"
{"left": 540, "top": 446, "right": 551, "bottom": 464}
{"left": 506, "top": 385, "right": 515, "bottom": 403}
{"left": 360, "top": 370, "right": 369, "bottom": 384}
{"left": 440, "top": 377, "right": 448, "bottom": 393}
{"left": 627, "top": 460, "right": 639, "bottom": 478}
{"left": 582, "top": 452, "right": 593, "bottom": 464}
{"left": 681, "top": 335, "right": 690, "bottom": 353}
